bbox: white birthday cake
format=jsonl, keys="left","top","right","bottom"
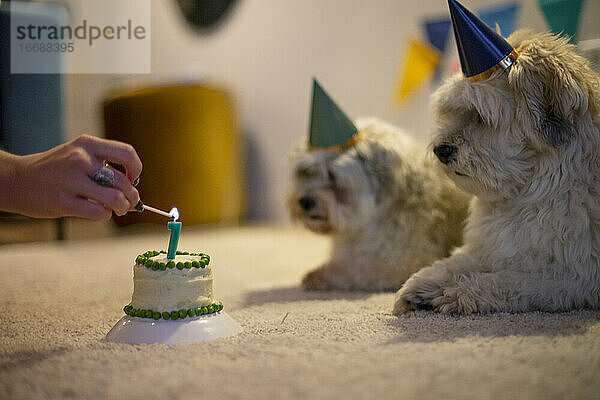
{"left": 123, "top": 250, "right": 223, "bottom": 320}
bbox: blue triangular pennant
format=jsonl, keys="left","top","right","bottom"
{"left": 479, "top": 2, "right": 520, "bottom": 38}
{"left": 423, "top": 18, "right": 452, "bottom": 53}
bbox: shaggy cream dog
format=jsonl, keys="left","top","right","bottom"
{"left": 288, "top": 118, "right": 470, "bottom": 291}
{"left": 394, "top": 30, "right": 600, "bottom": 314}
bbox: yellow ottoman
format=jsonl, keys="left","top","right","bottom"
{"left": 103, "top": 85, "right": 245, "bottom": 226}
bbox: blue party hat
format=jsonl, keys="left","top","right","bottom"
{"left": 448, "top": 0, "right": 519, "bottom": 82}
{"left": 309, "top": 79, "right": 360, "bottom": 151}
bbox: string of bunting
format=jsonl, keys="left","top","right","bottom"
{"left": 394, "top": 0, "right": 586, "bottom": 105}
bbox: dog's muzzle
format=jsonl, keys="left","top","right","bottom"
{"left": 433, "top": 144, "right": 457, "bottom": 165}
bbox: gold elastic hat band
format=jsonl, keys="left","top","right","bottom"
{"left": 467, "top": 49, "right": 520, "bottom": 83}
{"left": 308, "top": 131, "right": 365, "bottom": 153}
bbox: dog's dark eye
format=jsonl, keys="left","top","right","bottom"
{"left": 474, "top": 112, "right": 485, "bottom": 124}
{"left": 465, "top": 109, "right": 485, "bottom": 125}
{"left": 328, "top": 170, "right": 336, "bottom": 184}
{"left": 296, "top": 166, "right": 316, "bottom": 179}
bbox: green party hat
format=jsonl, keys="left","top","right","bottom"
{"left": 309, "top": 78, "right": 359, "bottom": 150}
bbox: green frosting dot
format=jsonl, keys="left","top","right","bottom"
{"left": 145, "top": 259, "right": 153, "bottom": 268}
{"left": 195, "top": 307, "right": 202, "bottom": 316}
{"left": 167, "top": 261, "right": 175, "bottom": 269}
{"left": 207, "top": 305, "right": 215, "bottom": 314}
{"left": 178, "top": 309, "right": 187, "bottom": 319}
{"left": 144, "top": 310, "right": 153, "bottom": 318}
{"left": 191, "top": 261, "right": 200, "bottom": 268}
{"left": 216, "top": 304, "right": 223, "bottom": 312}
{"left": 159, "top": 262, "right": 167, "bottom": 271}
{"left": 176, "top": 262, "right": 184, "bottom": 270}
{"left": 201, "top": 306, "right": 208, "bottom": 315}
{"left": 184, "top": 262, "right": 192, "bottom": 269}
{"left": 187, "top": 309, "right": 195, "bottom": 317}
{"left": 153, "top": 311, "right": 161, "bottom": 320}
{"left": 135, "top": 309, "right": 144, "bottom": 317}
{"left": 170, "top": 311, "right": 179, "bottom": 320}
{"left": 159, "top": 250, "right": 166, "bottom": 254}
{"left": 151, "top": 261, "right": 160, "bottom": 271}
{"left": 162, "top": 312, "right": 170, "bottom": 320}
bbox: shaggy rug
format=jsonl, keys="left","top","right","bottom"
{"left": 1, "top": 226, "right": 599, "bottom": 400}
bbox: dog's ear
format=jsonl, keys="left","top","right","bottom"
{"left": 355, "top": 139, "right": 401, "bottom": 201}
{"left": 507, "top": 32, "right": 597, "bottom": 148}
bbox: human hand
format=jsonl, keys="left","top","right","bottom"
{"left": 6, "top": 135, "right": 142, "bottom": 220}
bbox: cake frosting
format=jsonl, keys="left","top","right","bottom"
{"left": 132, "top": 254, "right": 213, "bottom": 311}
{"left": 123, "top": 250, "right": 223, "bottom": 320}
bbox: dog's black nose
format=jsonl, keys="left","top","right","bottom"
{"left": 433, "top": 144, "right": 457, "bottom": 164}
{"left": 299, "top": 196, "right": 316, "bottom": 212}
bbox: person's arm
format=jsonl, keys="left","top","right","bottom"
{"left": 0, "top": 135, "right": 142, "bottom": 220}
{"left": 0, "top": 151, "right": 21, "bottom": 215}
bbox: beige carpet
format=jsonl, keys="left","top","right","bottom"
{"left": 1, "top": 226, "right": 599, "bottom": 400}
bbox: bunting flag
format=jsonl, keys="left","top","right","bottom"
{"left": 538, "top": 0, "right": 585, "bottom": 43}
{"left": 479, "top": 2, "right": 520, "bottom": 37}
{"left": 423, "top": 18, "right": 452, "bottom": 82}
{"left": 423, "top": 18, "right": 452, "bottom": 53}
{"left": 394, "top": 39, "right": 440, "bottom": 104}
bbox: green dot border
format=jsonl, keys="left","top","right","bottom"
{"left": 135, "top": 250, "right": 211, "bottom": 270}
{"left": 123, "top": 302, "right": 224, "bottom": 320}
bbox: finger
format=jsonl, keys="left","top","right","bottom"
{"left": 110, "top": 168, "right": 140, "bottom": 210}
{"left": 62, "top": 195, "right": 112, "bottom": 221}
{"left": 74, "top": 173, "right": 131, "bottom": 216}
{"left": 85, "top": 162, "right": 138, "bottom": 213}
{"left": 75, "top": 135, "right": 143, "bottom": 183}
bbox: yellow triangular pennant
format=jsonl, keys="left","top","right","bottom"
{"left": 394, "top": 39, "right": 440, "bottom": 105}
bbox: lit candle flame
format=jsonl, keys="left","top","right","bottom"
{"left": 169, "top": 207, "right": 179, "bottom": 222}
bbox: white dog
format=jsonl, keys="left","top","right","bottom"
{"left": 394, "top": 30, "right": 600, "bottom": 314}
{"left": 288, "top": 118, "right": 470, "bottom": 291}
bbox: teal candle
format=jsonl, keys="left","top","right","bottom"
{"left": 167, "top": 221, "right": 182, "bottom": 259}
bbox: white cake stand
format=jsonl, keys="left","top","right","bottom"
{"left": 105, "top": 311, "right": 241, "bottom": 345}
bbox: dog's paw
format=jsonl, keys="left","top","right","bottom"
{"left": 393, "top": 265, "right": 460, "bottom": 314}
{"left": 301, "top": 268, "right": 334, "bottom": 291}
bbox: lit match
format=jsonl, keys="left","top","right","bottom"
{"left": 135, "top": 201, "right": 179, "bottom": 220}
